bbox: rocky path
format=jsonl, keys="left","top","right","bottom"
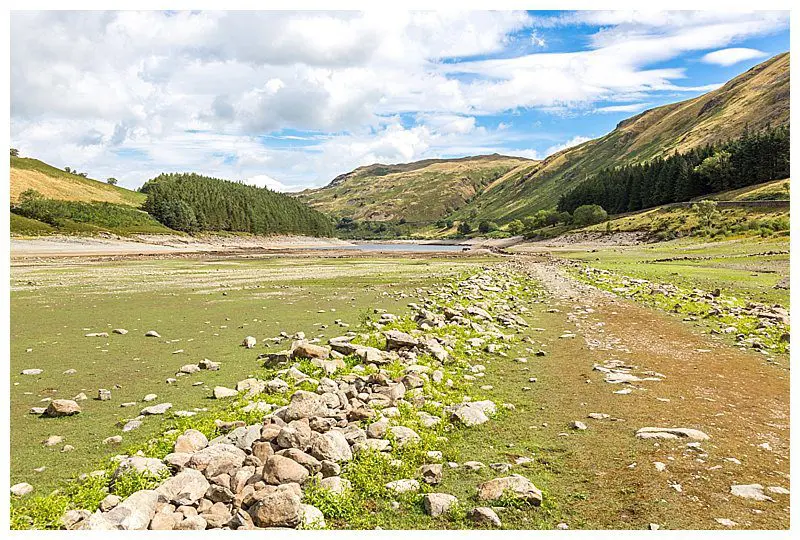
{"left": 505, "top": 254, "right": 790, "bottom": 529}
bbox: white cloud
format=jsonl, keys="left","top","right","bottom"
{"left": 701, "top": 47, "right": 768, "bottom": 66}
{"left": 594, "top": 103, "right": 651, "bottom": 114}
{"left": 544, "top": 136, "right": 593, "bottom": 157}
{"left": 9, "top": 10, "right": 788, "bottom": 191}
{"left": 244, "top": 174, "right": 301, "bottom": 192}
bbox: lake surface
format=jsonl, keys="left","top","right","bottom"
{"left": 311, "top": 242, "right": 468, "bottom": 252}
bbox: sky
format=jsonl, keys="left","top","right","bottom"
{"left": 10, "top": 10, "right": 790, "bottom": 192}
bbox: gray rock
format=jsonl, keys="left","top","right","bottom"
{"left": 477, "top": 475, "right": 542, "bottom": 505}
{"left": 99, "top": 494, "right": 121, "bottom": 512}
{"left": 156, "top": 469, "right": 210, "bottom": 506}
{"left": 730, "top": 484, "right": 774, "bottom": 502}
{"left": 248, "top": 486, "right": 302, "bottom": 528}
{"left": 101, "top": 489, "right": 159, "bottom": 530}
{"left": 309, "top": 430, "right": 352, "bottom": 462}
{"left": 114, "top": 456, "right": 168, "bottom": 478}
{"left": 635, "top": 427, "right": 710, "bottom": 441}
{"left": 385, "top": 479, "right": 420, "bottom": 494}
{"left": 384, "top": 329, "right": 419, "bottom": 349}
{"left": 188, "top": 444, "right": 247, "bottom": 478}
{"left": 299, "top": 504, "right": 326, "bottom": 529}
{"left": 141, "top": 403, "right": 172, "bottom": 415}
{"left": 420, "top": 463, "right": 443, "bottom": 485}
{"left": 11, "top": 482, "right": 33, "bottom": 496}
{"left": 213, "top": 386, "right": 238, "bottom": 399}
{"left": 145, "top": 330, "right": 161, "bottom": 338}
{"left": 262, "top": 455, "right": 309, "bottom": 485}
{"left": 320, "top": 476, "right": 351, "bottom": 494}
{"left": 423, "top": 493, "right": 457, "bottom": 517}
{"left": 389, "top": 426, "right": 420, "bottom": 448}
{"left": 21, "top": 369, "right": 43, "bottom": 375}
{"left": 283, "top": 390, "right": 328, "bottom": 421}
{"left": 469, "top": 507, "right": 501, "bottom": 527}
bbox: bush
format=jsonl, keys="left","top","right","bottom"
{"left": 478, "top": 220, "right": 498, "bottom": 233}
{"left": 457, "top": 221, "right": 472, "bottom": 235}
{"left": 507, "top": 219, "right": 524, "bottom": 235}
{"left": 572, "top": 204, "right": 608, "bottom": 226}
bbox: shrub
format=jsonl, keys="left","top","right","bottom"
{"left": 572, "top": 204, "right": 608, "bottom": 226}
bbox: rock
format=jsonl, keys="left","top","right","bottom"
{"left": 384, "top": 329, "right": 419, "bottom": 349}
{"left": 179, "top": 364, "right": 200, "bottom": 374}
{"left": 11, "top": 483, "right": 33, "bottom": 496}
{"left": 114, "top": 456, "right": 168, "bottom": 478}
{"left": 174, "top": 429, "right": 208, "bottom": 454}
{"left": 85, "top": 332, "right": 109, "bottom": 337}
{"left": 715, "top": 518, "right": 738, "bottom": 527}
{"left": 389, "top": 426, "right": 420, "bottom": 448}
{"left": 98, "top": 389, "right": 112, "bottom": 401}
{"left": 175, "top": 515, "right": 207, "bottom": 530}
{"left": 283, "top": 390, "right": 328, "bottom": 421}
{"left": 320, "top": 476, "right": 351, "bottom": 494}
{"left": 148, "top": 512, "right": 177, "bottom": 530}
{"left": 385, "top": 479, "right": 420, "bottom": 494}
{"left": 61, "top": 509, "right": 91, "bottom": 530}
{"left": 469, "top": 507, "right": 501, "bottom": 527}
{"left": 277, "top": 420, "right": 313, "bottom": 451}
{"left": 188, "top": 444, "right": 247, "bottom": 478}
{"left": 248, "top": 486, "right": 302, "bottom": 528}
{"left": 309, "top": 430, "right": 352, "bottom": 462}
{"left": 293, "top": 342, "right": 330, "bottom": 360}
{"left": 141, "top": 403, "right": 172, "bottom": 415}
{"left": 145, "top": 330, "right": 161, "bottom": 338}
{"left": 43, "top": 399, "right": 81, "bottom": 417}
{"left": 143, "top": 394, "right": 157, "bottom": 402}
{"left": 103, "top": 436, "right": 123, "bottom": 445}
{"left": 477, "top": 475, "right": 542, "bottom": 505}
{"left": 113, "top": 328, "right": 128, "bottom": 335}
{"left": 21, "top": 369, "right": 43, "bottom": 375}
{"left": 123, "top": 420, "right": 142, "bottom": 432}
{"left": 242, "top": 336, "right": 257, "bottom": 349}
{"left": 73, "top": 392, "right": 88, "bottom": 401}
{"left": 43, "top": 435, "right": 64, "bottom": 447}
{"left": 299, "top": 504, "right": 326, "bottom": 529}
{"left": 767, "top": 486, "right": 790, "bottom": 495}
{"left": 263, "top": 455, "right": 309, "bottom": 485}
{"left": 61, "top": 444, "right": 75, "bottom": 452}
{"left": 571, "top": 421, "right": 587, "bottom": 431}
{"left": 587, "top": 413, "right": 609, "bottom": 420}
{"left": 423, "top": 493, "right": 457, "bottom": 517}
{"left": 213, "top": 386, "right": 238, "bottom": 399}
{"left": 101, "top": 489, "right": 159, "bottom": 530}
{"left": 635, "top": 427, "right": 710, "bottom": 441}
{"left": 156, "top": 468, "right": 210, "bottom": 506}
{"left": 99, "top": 494, "right": 121, "bottom": 512}
{"left": 277, "top": 449, "right": 321, "bottom": 474}
{"left": 420, "top": 464, "right": 443, "bottom": 485}
{"left": 367, "top": 418, "right": 389, "bottom": 439}
{"left": 730, "top": 484, "right": 774, "bottom": 502}
{"left": 449, "top": 404, "right": 489, "bottom": 426}
{"left": 199, "top": 358, "right": 220, "bottom": 371}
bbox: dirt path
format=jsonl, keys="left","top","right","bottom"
{"left": 503, "top": 255, "right": 790, "bottom": 529}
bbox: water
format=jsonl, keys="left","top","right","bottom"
{"left": 310, "top": 242, "right": 468, "bottom": 253}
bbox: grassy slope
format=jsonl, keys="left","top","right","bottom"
{"left": 298, "top": 154, "right": 533, "bottom": 222}
{"left": 452, "top": 52, "right": 789, "bottom": 222}
{"left": 10, "top": 157, "right": 147, "bottom": 207}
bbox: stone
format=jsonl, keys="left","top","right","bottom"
{"left": 248, "top": 486, "right": 302, "bottom": 528}
{"left": 277, "top": 449, "right": 321, "bottom": 474}
{"left": 420, "top": 463, "right": 443, "bottom": 485}
{"left": 21, "top": 369, "right": 43, "bottom": 375}
{"left": 242, "top": 336, "right": 257, "bottom": 348}
{"left": 389, "top": 426, "right": 421, "bottom": 448}
{"left": 449, "top": 404, "right": 489, "bottom": 426}
{"left": 309, "top": 430, "right": 352, "bottom": 462}
{"left": 263, "top": 455, "right": 309, "bottom": 485}
{"left": 188, "top": 444, "right": 247, "bottom": 478}
{"left": 277, "top": 420, "right": 313, "bottom": 451}
{"left": 320, "top": 476, "right": 351, "bottom": 494}
{"left": 385, "top": 479, "right": 420, "bottom": 494}
{"left": 179, "top": 364, "right": 200, "bottom": 374}
{"left": 99, "top": 494, "right": 121, "bottom": 512}
{"left": 213, "top": 386, "right": 238, "bottom": 399}
{"left": 11, "top": 483, "right": 33, "bottom": 496}
{"left": 141, "top": 403, "right": 172, "bottom": 415}
{"left": 767, "top": 486, "right": 790, "bottom": 495}
{"left": 102, "top": 489, "right": 159, "bottom": 530}
{"left": 571, "top": 421, "right": 588, "bottom": 430}
{"left": 283, "top": 390, "right": 328, "bottom": 421}
{"left": 114, "top": 456, "right": 168, "bottom": 478}
{"left": 477, "top": 475, "right": 543, "bottom": 505}
{"left": 203, "top": 502, "right": 233, "bottom": 528}
{"left": 715, "top": 518, "right": 738, "bottom": 527}
{"left": 199, "top": 358, "right": 220, "bottom": 371}
{"left": 123, "top": 420, "right": 142, "bottom": 432}
{"left": 43, "top": 435, "right": 64, "bottom": 447}
{"left": 149, "top": 512, "right": 177, "bottom": 530}
{"left": 113, "top": 328, "right": 128, "bottom": 335}
{"left": 103, "top": 436, "right": 123, "bottom": 445}
{"left": 423, "top": 493, "right": 458, "bottom": 517}
{"left": 384, "top": 329, "right": 419, "bottom": 349}
{"left": 293, "top": 342, "right": 330, "bottom": 360}
{"left": 469, "top": 507, "right": 501, "bottom": 527}
{"left": 98, "top": 389, "right": 112, "bottom": 401}
{"left": 156, "top": 468, "right": 210, "bottom": 506}
{"left": 730, "top": 484, "right": 773, "bottom": 502}
{"left": 145, "top": 330, "right": 161, "bottom": 338}
{"left": 174, "top": 429, "right": 208, "bottom": 454}
{"left": 175, "top": 516, "right": 207, "bottom": 530}
{"left": 43, "top": 399, "right": 81, "bottom": 417}
{"left": 61, "top": 509, "right": 91, "bottom": 530}
{"left": 636, "top": 427, "right": 710, "bottom": 441}
{"left": 299, "top": 504, "right": 326, "bottom": 529}
{"left": 143, "top": 394, "right": 157, "bottom": 402}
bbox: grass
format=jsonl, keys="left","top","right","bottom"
{"left": 10, "top": 156, "right": 146, "bottom": 207}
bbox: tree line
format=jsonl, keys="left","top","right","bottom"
{"left": 141, "top": 173, "right": 333, "bottom": 236}
{"left": 557, "top": 125, "right": 789, "bottom": 215}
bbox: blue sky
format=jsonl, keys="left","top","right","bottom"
{"left": 10, "top": 10, "right": 790, "bottom": 191}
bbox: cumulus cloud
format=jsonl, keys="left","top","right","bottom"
{"left": 701, "top": 47, "right": 768, "bottom": 66}
{"left": 9, "top": 10, "right": 788, "bottom": 190}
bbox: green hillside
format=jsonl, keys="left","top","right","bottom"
{"left": 298, "top": 154, "right": 532, "bottom": 222}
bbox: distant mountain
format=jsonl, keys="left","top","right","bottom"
{"left": 298, "top": 154, "right": 533, "bottom": 223}
{"left": 302, "top": 52, "right": 789, "bottom": 225}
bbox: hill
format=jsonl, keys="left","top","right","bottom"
{"left": 141, "top": 173, "right": 333, "bottom": 236}
{"left": 10, "top": 156, "right": 146, "bottom": 206}
{"left": 298, "top": 154, "right": 532, "bottom": 222}
{"left": 303, "top": 53, "right": 788, "bottom": 229}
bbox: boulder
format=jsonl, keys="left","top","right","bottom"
{"left": 43, "top": 399, "right": 81, "bottom": 417}
{"left": 385, "top": 479, "right": 420, "bottom": 494}
{"left": 320, "top": 476, "right": 351, "bottom": 494}
{"left": 283, "top": 390, "right": 328, "bottom": 421}
{"left": 213, "top": 386, "right": 238, "bottom": 399}
{"left": 155, "top": 469, "right": 210, "bottom": 506}
{"left": 114, "top": 456, "right": 168, "bottom": 478}
{"left": 309, "top": 430, "right": 352, "bottom": 462}
{"left": 468, "top": 507, "right": 501, "bottom": 527}
{"left": 102, "top": 489, "right": 159, "bottom": 530}
{"left": 174, "top": 429, "right": 208, "bottom": 454}
{"left": 248, "top": 486, "right": 302, "bottom": 528}
{"left": 420, "top": 463, "right": 443, "bottom": 485}
{"left": 141, "top": 403, "right": 172, "bottom": 415}
{"left": 389, "top": 426, "right": 421, "bottom": 448}
{"left": 242, "top": 336, "right": 257, "bottom": 349}
{"left": 384, "top": 330, "right": 419, "bottom": 349}
{"left": 423, "top": 493, "right": 457, "bottom": 517}
{"left": 299, "top": 504, "right": 326, "bottom": 529}
{"left": 188, "top": 444, "right": 247, "bottom": 478}
{"left": 635, "top": 427, "right": 710, "bottom": 441}
{"left": 11, "top": 483, "right": 33, "bottom": 496}
{"left": 477, "top": 475, "right": 542, "bottom": 505}
{"left": 730, "top": 484, "right": 774, "bottom": 502}
{"left": 292, "top": 342, "right": 330, "bottom": 360}
{"left": 262, "top": 455, "right": 309, "bottom": 485}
